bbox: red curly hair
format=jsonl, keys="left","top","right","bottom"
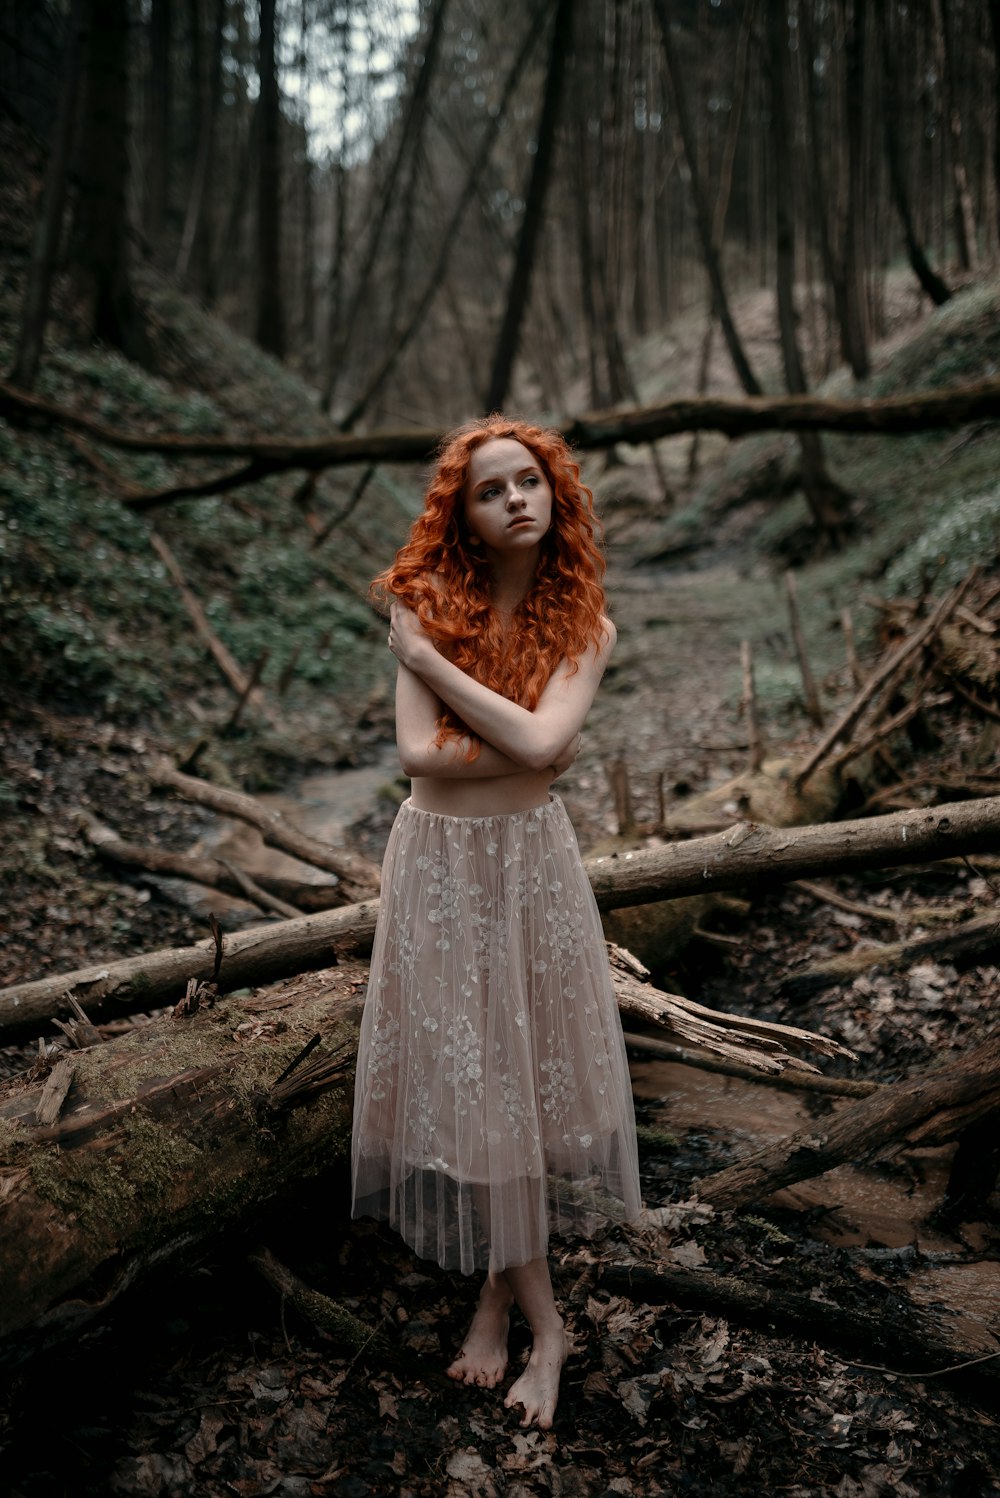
{"left": 371, "top": 414, "right": 607, "bottom": 753}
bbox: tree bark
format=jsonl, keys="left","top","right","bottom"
{"left": 696, "top": 1033, "right": 1000, "bottom": 1212}
{"left": 69, "top": 0, "right": 146, "bottom": 360}
{"left": 147, "top": 0, "right": 172, "bottom": 254}
{"left": 766, "top": 0, "right": 852, "bottom": 546}
{"left": 9, "top": 0, "right": 88, "bottom": 389}
{"left": 256, "top": 0, "right": 284, "bottom": 357}
{"left": 0, "top": 974, "right": 367, "bottom": 1362}
{"left": 176, "top": 0, "right": 225, "bottom": 287}
{"left": 873, "top": 0, "right": 952, "bottom": 305}
{"left": 990, "top": 1, "right": 1000, "bottom": 247}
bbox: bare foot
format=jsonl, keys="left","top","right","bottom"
{"left": 504, "top": 1320, "right": 568, "bottom": 1430}
{"left": 447, "top": 1276, "right": 513, "bottom": 1388}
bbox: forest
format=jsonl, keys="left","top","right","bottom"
{"left": 1, "top": 0, "right": 1000, "bottom": 1492}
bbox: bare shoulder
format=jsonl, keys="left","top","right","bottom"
{"left": 599, "top": 614, "right": 617, "bottom": 654}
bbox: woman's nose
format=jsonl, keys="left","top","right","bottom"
{"left": 506, "top": 486, "right": 526, "bottom": 508}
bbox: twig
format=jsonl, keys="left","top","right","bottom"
{"left": 841, "top": 607, "right": 862, "bottom": 688}
{"left": 740, "top": 639, "right": 763, "bottom": 773}
{"left": 794, "top": 568, "right": 979, "bottom": 789}
{"left": 224, "top": 648, "right": 270, "bottom": 733}
{"left": 947, "top": 677, "right": 1000, "bottom": 724}
{"left": 828, "top": 689, "right": 950, "bottom": 774}
{"left": 785, "top": 570, "right": 823, "bottom": 725}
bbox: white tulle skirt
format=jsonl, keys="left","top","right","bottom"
{"left": 350, "top": 795, "right": 642, "bottom": 1274}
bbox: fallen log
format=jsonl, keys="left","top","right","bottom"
{"left": 696, "top": 1032, "right": 1000, "bottom": 1210}
{"left": 597, "top": 1261, "right": 1000, "bottom": 1392}
{"left": 4, "top": 376, "right": 1000, "bottom": 472}
{"left": 778, "top": 911, "right": 1000, "bottom": 1000}
{"left": 586, "top": 795, "right": 1000, "bottom": 911}
{"left": 147, "top": 757, "right": 381, "bottom": 900}
{"left": 0, "top": 955, "right": 843, "bottom": 1364}
{"left": 81, "top": 812, "right": 349, "bottom": 915}
{"left": 0, "top": 899, "right": 381, "bottom": 1037}
{"left": 0, "top": 967, "right": 367, "bottom": 1362}
{"left": 5, "top": 793, "right": 1000, "bottom": 1038}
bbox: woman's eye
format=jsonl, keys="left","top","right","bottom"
{"left": 523, "top": 475, "right": 538, "bottom": 487}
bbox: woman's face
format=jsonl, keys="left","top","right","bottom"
{"left": 462, "top": 438, "right": 553, "bottom": 557}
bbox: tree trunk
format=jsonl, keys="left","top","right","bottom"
{"left": 322, "top": 0, "right": 449, "bottom": 412}
{"left": 873, "top": 0, "right": 952, "bottom": 305}
{"left": 766, "top": 0, "right": 852, "bottom": 546}
{"left": 990, "top": 0, "right": 1000, "bottom": 247}
{"left": 335, "top": 5, "right": 547, "bottom": 433}
{"left": 147, "top": 0, "right": 172, "bottom": 255}
{"left": 256, "top": 0, "right": 284, "bottom": 357}
{"left": 697, "top": 1034, "right": 1000, "bottom": 1210}
{"left": 841, "top": 0, "right": 870, "bottom": 377}
{"left": 9, "top": 0, "right": 88, "bottom": 390}
{"left": 651, "top": 0, "right": 762, "bottom": 397}
{"left": 0, "top": 974, "right": 367, "bottom": 1363}
{"left": 176, "top": 0, "right": 225, "bottom": 288}
{"left": 932, "top": 0, "right": 979, "bottom": 271}
{"left": 484, "top": 0, "right": 572, "bottom": 413}
{"left": 70, "top": 0, "right": 146, "bottom": 360}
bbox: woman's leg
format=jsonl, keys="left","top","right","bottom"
{"left": 446, "top": 1269, "right": 513, "bottom": 1387}
{"left": 502, "top": 1256, "right": 568, "bottom": 1430}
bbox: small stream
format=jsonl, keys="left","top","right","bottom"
{"left": 182, "top": 766, "right": 1000, "bottom": 1357}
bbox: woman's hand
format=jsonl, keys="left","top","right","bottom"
{"left": 550, "top": 731, "right": 582, "bottom": 780}
{"left": 388, "top": 602, "right": 435, "bottom": 672}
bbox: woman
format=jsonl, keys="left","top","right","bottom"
{"left": 351, "top": 415, "right": 641, "bottom": 1430}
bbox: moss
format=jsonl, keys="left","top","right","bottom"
{"left": 739, "top": 1214, "right": 795, "bottom": 1246}
{"left": 635, "top": 1123, "right": 680, "bottom": 1154}
{"left": 0, "top": 1115, "right": 24, "bottom": 1165}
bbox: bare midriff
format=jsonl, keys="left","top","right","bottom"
{"left": 408, "top": 769, "right": 554, "bottom": 817}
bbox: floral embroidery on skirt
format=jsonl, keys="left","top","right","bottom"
{"left": 350, "top": 795, "right": 642, "bottom": 1274}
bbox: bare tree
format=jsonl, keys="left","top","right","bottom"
{"left": 765, "top": 0, "right": 852, "bottom": 545}
{"left": 69, "top": 0, "right": 146, "bottom": 360}
{"left": 484, "top": 0, "right": 572, "bottom": 412}
{"left": 10, "top": 0, "right": 88, "bottom": 389}
{"left": 256, "top": 0, "right": 285, "bottom": 356}
{"left": 651, "top": 0, "right": 763, "bottom": 397}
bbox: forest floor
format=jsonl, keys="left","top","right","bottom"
{"left": 3, "top": 541, "right": 1000, "bottom": 1496}
{"left": 4, "top": 251, "right": 1000, "bottom": 1489}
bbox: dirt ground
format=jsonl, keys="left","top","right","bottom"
{"left": 2, "top": 534, "right": 1000, "bottom": 1495}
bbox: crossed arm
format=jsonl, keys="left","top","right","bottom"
{"left": 389, "top": 602, "right": 615, "bottom": 779}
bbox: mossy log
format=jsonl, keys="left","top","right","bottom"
{"left": 0, "top": 968, "right": 366, "bottom": 1364}
{"left": 696, "top": 1032, "right": 1000, "bottom": 1211}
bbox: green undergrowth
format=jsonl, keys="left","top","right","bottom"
{"left": 0, "top": 262, "right": 418, "bottom": 761}
{"left": 656, "top": 279, "right": 1000, "bottom": 692}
